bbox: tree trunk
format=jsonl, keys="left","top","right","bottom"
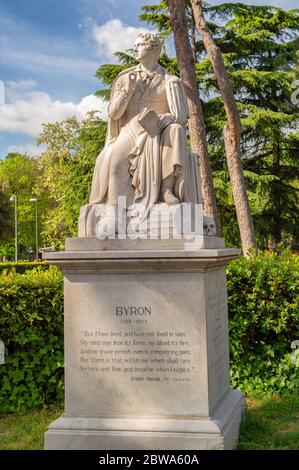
{"left": 190, "top": 15, "right": 197, "bottom": 63}
{"left": 191, "top": 0, "right": 257, "bottom": 255}
{"left": 168, "top": 0, "right": 220, "bottom": 236}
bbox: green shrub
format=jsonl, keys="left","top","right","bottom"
{"left": 227, "top": 251, "right": 299, "bottom": 396}
{"left": 0, "top": 267, "right": 64, "bottom": 412}
{"left": 0, "top": 252, "right": 297, "bottom": 412}
{"left": 0, "top": 262, "right": 49, "bottom": 275}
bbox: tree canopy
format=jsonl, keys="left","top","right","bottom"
{"left": 0, "top": 153, "right": 39, "bottom": 259}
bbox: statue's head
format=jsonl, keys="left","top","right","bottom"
{"left": 133, "top": 33, "right": 162, "bottom": 63}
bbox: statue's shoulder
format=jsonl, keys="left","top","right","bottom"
{"left": 114, "top": 65, "right": 138, "bottom": 82}
{"left": 163, "top": 70, "right": 182, "bottom": 85}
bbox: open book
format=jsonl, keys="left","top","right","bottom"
{"left": 137, "top": 107, "right": 160, "bottom": 138}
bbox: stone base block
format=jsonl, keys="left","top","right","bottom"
{"left": 45, "top": 389, "right": 245, "bottom": 450}
{"left": 44, "top": 245, "right": 243, "bottom": 451}
{"left": 66, "top": 235, "right": 225, "bottom": 251}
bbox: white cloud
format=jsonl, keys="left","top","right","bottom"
{"left": 90, "top": 18, "right": 151, "bottom": 61}
{"left": 0, "top": 90, "right": 108, "bottom": 137}
{"left": 7, "top": 80, "right": 37, "bottom": 90}
{"left": 77, "top": 94, "right": 107, "bottom": 115}
{"left": 5, "top": 80, "right": 38, "bottom": 102}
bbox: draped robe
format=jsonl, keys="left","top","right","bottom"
{"left": 89, "top": 64, "right": 201, "bottom": 213}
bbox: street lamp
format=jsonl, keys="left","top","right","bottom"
{"left": 29, "top": 198, "right": 38, "bottom": 261}
{"left": 9, "top": 195, "right": 18, "bottom": 262}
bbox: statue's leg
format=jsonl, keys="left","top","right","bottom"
{"left": 160, "top": 123, "right": 186, "bottom": 205}
{"left": 95, "top": 132, "right": 135, "bottom": 238}
{"left": 108, "top": 132, "right": 135, "bottom": 208}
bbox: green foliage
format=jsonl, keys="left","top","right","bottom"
{"left": 0, "top": 262, "right": 48, "bottom": 275}
{"left": 0, "top": 153, "right": 44, "bottom": 259}
{"left": 140, "top": 0, "right": 171, "bottom": 34}
{"left": 0, "top": 242, "right": 15, "bottom": 261}
{"left": 0, "top": 190, "right": 13, "bottom": 243}
{"left": 198, "top": 4, "right": 299, "bottom": 249}
{"left": 36, "top": 112, "right": 107, "bottom": 248}
{"left": 227, "top": 251, "right": 299, "bottom": 395}
{"left": 0, "top": 267, "right": 64, "bottom": 412}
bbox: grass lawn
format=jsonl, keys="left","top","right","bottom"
{"left": 0, "top": 393, "right": 298, "bottom": 450}
{"left": 239, "top": 393, "right": 299, "bottom": 450}
{"left": 0, "top": 405, "right": 62, "bottom": 450}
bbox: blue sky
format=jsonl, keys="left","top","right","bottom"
{"left": 0, "top": 0, "right": 297, "bottom": 158}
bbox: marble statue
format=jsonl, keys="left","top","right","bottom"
{"left": 45, "top": 33, "right": 243, "bottom": 455}
{"left": 80, "top": 32, "right": 201, "bottom": 238}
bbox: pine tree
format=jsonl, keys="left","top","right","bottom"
{"left": 200, "top": 3, "right": 299, "bottom": 249}
{"left": 140, "top": 1, "right": 299, "bottom": 249}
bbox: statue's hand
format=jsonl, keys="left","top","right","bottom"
{"left": 123, "top": 72, "right": 137, "bottom": 95}
{"left": 157, "top": 113, "right": 174, "bottom": 132}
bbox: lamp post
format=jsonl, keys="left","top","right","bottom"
{"left": 29, "top": 198, "right": 38, "bottom": 261}
{"left": 9, "top": 195, "right": 18, "bottom": 262}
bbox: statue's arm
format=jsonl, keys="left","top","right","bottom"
{"left": 108, "top": 74, "right": 135, "bottom": 121}
{"left": 166, "top": 76, "right": 189, "bottom": 127}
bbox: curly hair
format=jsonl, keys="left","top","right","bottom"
{"left": 136, "top": 32, "right": 162, "bottom": 55}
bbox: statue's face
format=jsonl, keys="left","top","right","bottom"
{"left": 133, "top": 37, "right": 152, "bottom": 62}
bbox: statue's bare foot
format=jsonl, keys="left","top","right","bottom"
{"left": 161, "top": 189, "right": 180, "bottom": 205}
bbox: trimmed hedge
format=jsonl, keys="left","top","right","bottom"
{"left": 0, "top": 267, "right": 64, "bottom": 412}
{"left": 0, "top": 262, "right": 49, "bottom": 275}
{"left": 227, "top": 251, "right": 299, "bottom": 395}
{"left": 0, "top": 252, "right": 298, "bottom": 412}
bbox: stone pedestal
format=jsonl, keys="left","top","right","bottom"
{"left": 44, "top": 240, "right": 245, "bottom": 450}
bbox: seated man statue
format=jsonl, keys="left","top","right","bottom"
{"left": 85, "top": 32, "right": 200, "bottom": 237}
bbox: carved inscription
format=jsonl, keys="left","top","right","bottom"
{"left": 208, "top": 289, "right": 228, "bottom": 387}
{"left": 79, "top": 327, "right": 194, "bottom": 383}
